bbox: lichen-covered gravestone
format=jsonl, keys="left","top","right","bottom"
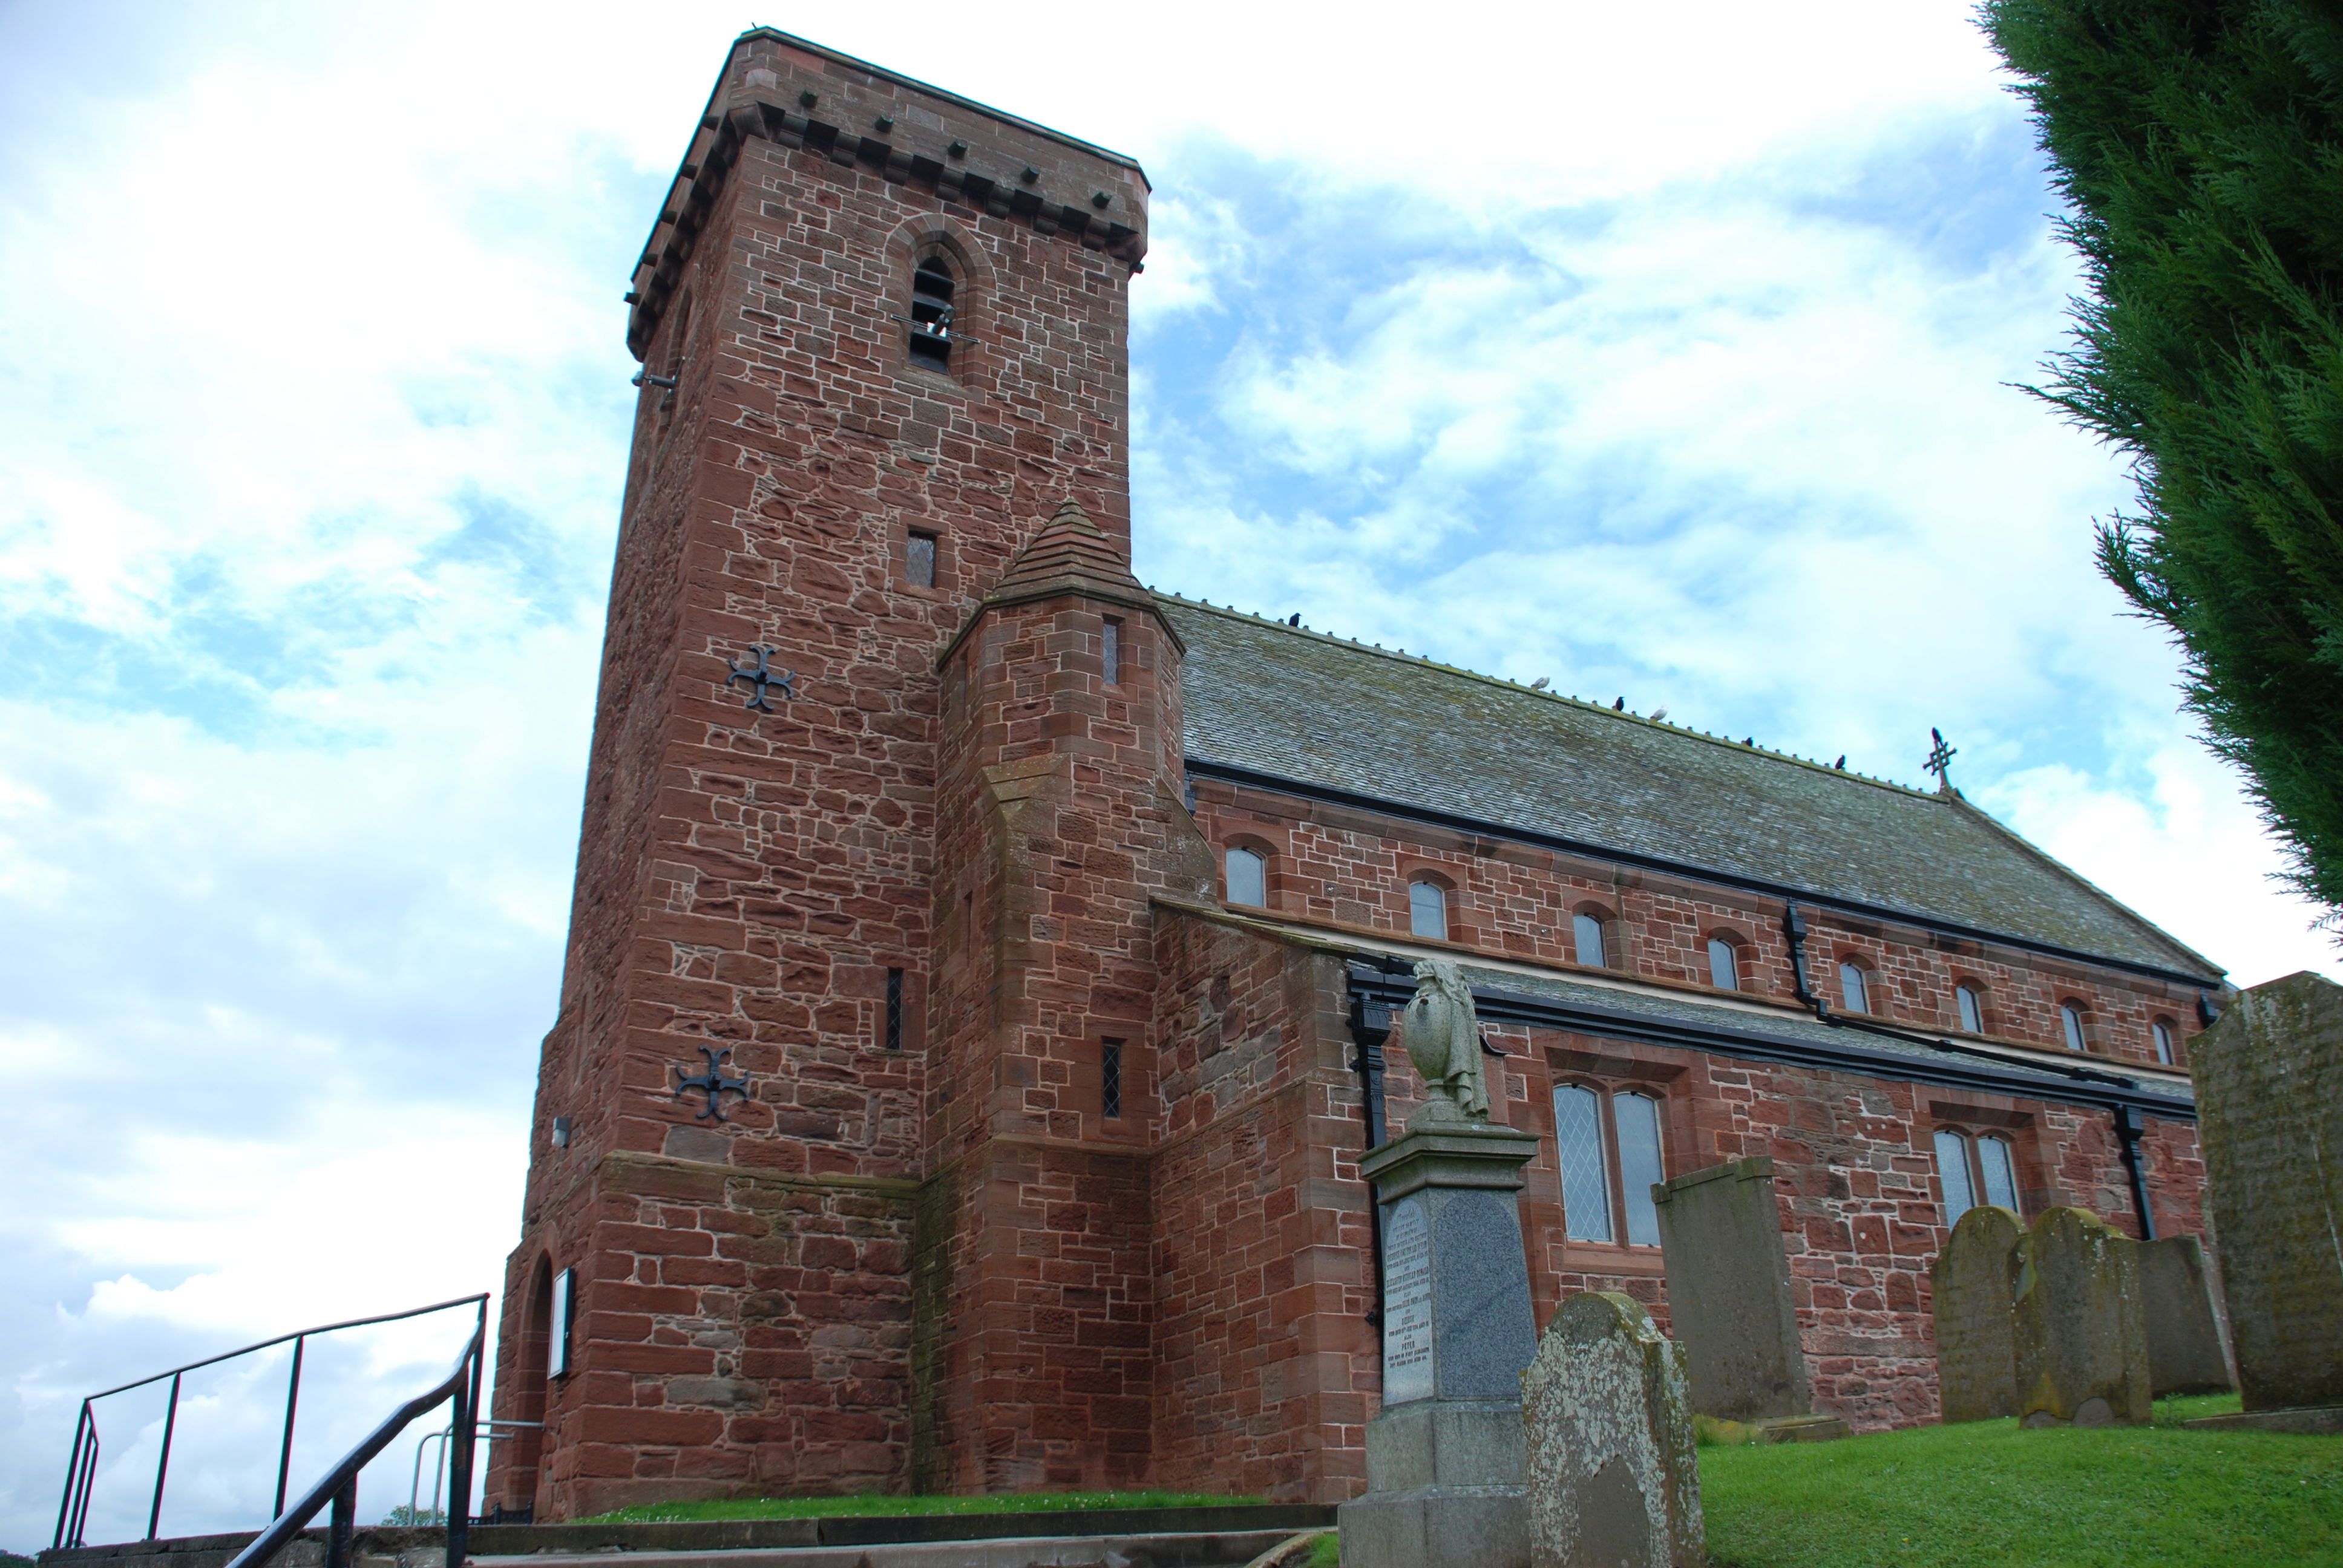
{"left": 2189, "top": 971, "right": 2343, "bottom": 1428}
{"left": 1930, "top": 1204, "right": 2023, "bottom": 1423}
{"left": 2138, "top": 1235, "right": 2235, "bottom": 1396}
{"left": 1521, "top": 1292, "right": 1703, "bottom": 1568}
{"left": 2013, "top": 1207, "right": 2150, "bottom": 1427}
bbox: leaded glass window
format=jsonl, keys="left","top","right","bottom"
{"left": 2062, "top": 1003, "right": 2088, "bottom": 1053}
{"left": 1555, "top": 1085, "right": 1613, "bottom": 1243}
{"left": 1708, "top": 938, "right": 1739, "bottom": 990}
{"left": 1933, "top": 1129, "right": 1976, "bottom": 1218}
{"left": 1978, "top": 1134, "right": 2018, "bottom": 1212}
{"left": 1613, "top": 1092, "right": 1665, "bottom": 1246}
{"left": 2152, "top": 1020, "right": 2175, "bottom": 1065}
{"left": 1957, "top": 984, "right": 1984, "bottom": 1034}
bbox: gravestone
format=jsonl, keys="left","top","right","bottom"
{"left": 1652, "top": 1156, "right": 1846, "bottom": 1440}
{"left": 1521, "top": 1292, "right": 1703, "bottom": 1568}
{"left": 1338, "top": 961, "right": 1543, "bottom": 1568}
{"left": 2011, "top": 1206, "right": 2150, "bottom": 1427}
{"left": 2138, "top": 1235, "right": 2235, "bottom": 1396}
{"left": 2187, "top": 971, "right": 2343, "bottom": 1430}
{"left": 1929, "top": 1204, "right": 2022, "bottom": 1423}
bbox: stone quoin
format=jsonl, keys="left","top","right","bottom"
{"left": 483, "top": 26, "right": 2230, "bottom": 1517}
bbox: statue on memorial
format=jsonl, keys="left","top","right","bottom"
{"left": 1400, "top": 958, "right": 1491, "bottom": 1125}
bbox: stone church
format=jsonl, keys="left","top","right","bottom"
{"left": 483, "top": 27, "right": 2221, "bottom": 1518}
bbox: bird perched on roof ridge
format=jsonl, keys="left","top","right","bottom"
{"left": 1530, "top": 677, "right": 1550, "bottom": 691}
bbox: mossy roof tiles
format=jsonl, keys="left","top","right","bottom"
{"left": 1166, "top": 599, "right": 2220, "bottom": 981}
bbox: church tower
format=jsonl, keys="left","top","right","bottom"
{"left": 484, "top": 28, "right": 1160, "bottom": 1517}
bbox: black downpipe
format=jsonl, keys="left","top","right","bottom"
{"left": 2112, "top": 1106, "right": 2158, "bottom": 1240}
{"left": 1347, "top": 963, "right": 1397, "bottom": 1328}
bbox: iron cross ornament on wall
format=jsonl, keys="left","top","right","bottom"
{"left": 673, "top": 1045, "right": 749, "bottom": 1121}
{"left": 726, "top": 645, "right": 796, "bottom": 711}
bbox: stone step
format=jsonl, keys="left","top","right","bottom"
{"left": 39, "top": 1508, "right": 1337, "bottom": 1568}
{"left": 470, "top": 1532, "right": 1299, "bottom": 1568}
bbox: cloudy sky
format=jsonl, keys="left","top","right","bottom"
{"left": 1, "top": 0, "right": 2332, "bottom": 1549}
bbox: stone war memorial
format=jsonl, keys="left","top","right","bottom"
{"left": 481, "top": 21, "right": 2238, "bottom": 1522}
{"left": 2186, "top": 971, "right": 2343, "bottom": 1433}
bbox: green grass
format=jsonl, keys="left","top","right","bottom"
{"left": 578, "top": 1490, "right": 1256, "bottom": 1523}
{"left": 1700, "top": 1394, "right": 2343, "bottom": 1568}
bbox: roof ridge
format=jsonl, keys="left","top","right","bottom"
{"left": 1151, "top": 592, "right": 1936, "bottom": 801}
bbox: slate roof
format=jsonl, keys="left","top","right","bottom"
{"left": 1166, "top": 598, "right": 2221, "bottom": 982}
{"left": 1449, "top": 961, "right": 2194, "bottom": 1112}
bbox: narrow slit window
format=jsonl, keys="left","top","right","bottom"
{"left": 1978, "top": 1134, "right": 2019, "bottom": 1212}
{"left": 1555, "top": 1085, "right": 1613, "bottom": 1243}
{"left": 906, "top": 530, "right": 937, "bottom": 589}
{"left": 1225, "top": 846, "right": 1265, "bottom": 908}
{"left": 1707, "top": 938, "right": 1740, "bottom": 991}
{"left": 2152, "top": 1020, "right": 2175, "bottom": 1065}
{"left": 1573, "top": 912, "right": 1607, "bottom": 969}
{"left": 1956, "top": 984, "right": 1984, "bottom": 1034}
{"left": 1101, "top": 1038, "right": 1123, "bottom": 1120}
{"left": 548, "top": 1267, "right": 575, "bottom": 1380}
{"left": 885, "top": 967, "right": 903, "bottom": 1051}
{"left": 1409, "top": 880, "right": 1449, "bottom": 941}
{"left": 1102, "top": 618, "right": 1121, "bottom": 685}
{"left": 1838, "top": 961, "right": 1870, "bottom": 1014}
{"left": 1933, "top": 1129, "right": 1976, "bottom": 1220}
{"left": 2061, "top": 1003, "right": 2088, "bottom": 1053}
{"left": 908, "top": 257, "right": 955, "bottom": 370}
{"left": 1613, "top": 1093, "right": 1666, "bottom": 1246}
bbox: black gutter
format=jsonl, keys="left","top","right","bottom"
{"left": 1343, "top": 959, "right": 2197, "bottom": 1123}
{"left": 1188, "top": 757, "right": 2221, "bottom": 990}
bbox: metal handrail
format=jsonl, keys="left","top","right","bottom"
{"left": 53, "top": 1293, "right": 490, "bottom": 1554}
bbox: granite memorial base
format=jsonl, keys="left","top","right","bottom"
{"left": 1521, "top": 1291, "right": 1703, "bottom": 1568}
{"left": 1930, "top": 1204, "right": 2024, "bottom": 1423}
{"left": 2013, "top": 1206, "right": 2151, "bottom": 1428}
{"left": 2138, "top": 1235, "right": 2235, "bottom": 1396}
{"left": 2192, "top": 971, "right": 2343, "bottom": 1418}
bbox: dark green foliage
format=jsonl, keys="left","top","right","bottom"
{"left": 1982, "top": 0, "right": 2343, "bottom": 920}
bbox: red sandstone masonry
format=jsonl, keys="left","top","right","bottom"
{"left": 492, "top": 26, "right": 2223, "bottom": 1518}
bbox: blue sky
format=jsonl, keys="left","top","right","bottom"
{"left": 0, "top": 0, "right": 2333, "bottom": 1550}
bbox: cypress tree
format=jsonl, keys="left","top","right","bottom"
{"left": 1982, "top": 0, "right": 2343, "bottom": 920}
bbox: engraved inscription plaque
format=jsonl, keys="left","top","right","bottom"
{"left": 1383, "top": 1194, "right": 1434, "bottom": 1403}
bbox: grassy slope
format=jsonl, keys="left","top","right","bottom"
{"left": 580, "top": 1491, "right": 1254, "bottom": 1523}
{"left": 1702, "top": 1396, "right": 2343, "bottom": 1568}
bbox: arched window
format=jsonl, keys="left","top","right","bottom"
{"left": 1553, "top": 1083, "right": 1668, "bottom": 1247}
{"left": 1838, "top": 961, "right": 1870, "bottom": 1014}
{"left": 1707, "top": 936, "right": 1740, "bottom": 991}
{"left": 2060, "top": 1002, "right": 2088, "bottom": 1053}
{"left": 1934, "top": 1126, "right": 2022, "bottom": 1220}
{"left": 1932, "top": 1129, "right": 1974, "bottom": 1217}
{"left": 1573, "top": 911, "right": 1608, "bottom": 969}
{"left": 1977, "top": 1134, "right": 2019, "bottom": 1210}
{"left": 2151, "top": 1019, "right": 2177, "bottom": 1066}
{"left": 1555, "top": 1085, "right": 1611, "bottom": 1243}
{"left": 1225, "top": 846, "right": 1265, "bottom": 908}
{"left": 1409, "top": 880, "right": 1449, "bottom": 941}
{"left": 908, "top": 255, "right": 956, "bottom": 370}
{"left": 1956, "top": 984, "right": 1984, "bottom": 1034}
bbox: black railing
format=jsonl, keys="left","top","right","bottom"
{"left": 53, "top": 1293, "right": 490, "bottom": 1560}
